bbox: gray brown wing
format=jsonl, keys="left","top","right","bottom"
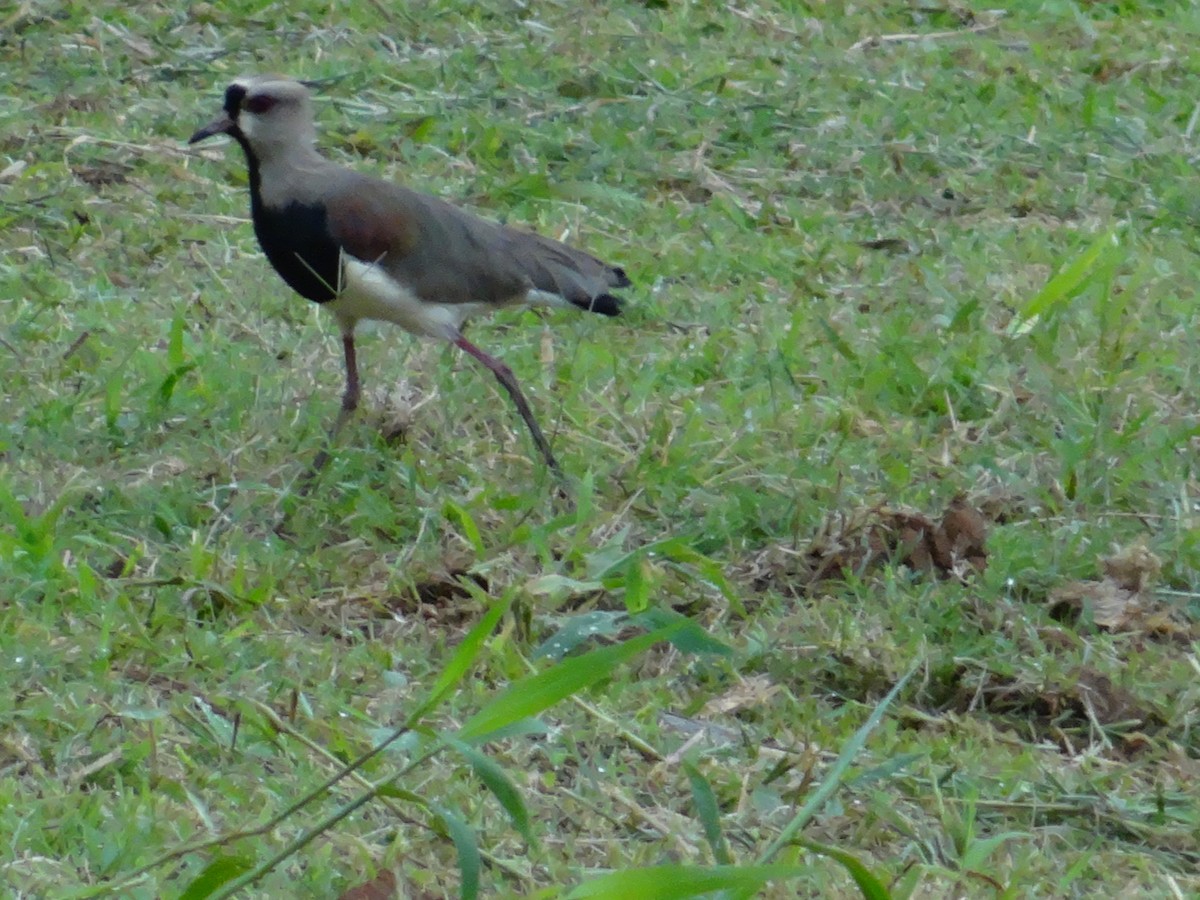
{"left": 496, "top": 226, "right": 630, "bottom": 313}
{"left": 322, "top": 173, "right": 525, "bottom": 304}
{"left": 325, "top": 171, "right": 626, "bottom": 310}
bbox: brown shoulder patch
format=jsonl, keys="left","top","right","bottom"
{"left": 325, "top": 182, "right": 419, "bottom": 264}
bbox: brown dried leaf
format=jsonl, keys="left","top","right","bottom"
{"left": 937, "top": 496, "right": 989, "bottom": 572}
{"left": 955, "top": 666, "right": 1156, "bottom": 734}
{"left": 1049, "top": 540, "right": 1172, "bottom": 634}
{"left": 755, "top": 497, "right": 991, "bottom": 593}
{"left": 338, "top": 870, "right": 397, "bottom": 900}
{"left": 658, "top": 712, "right": 741, "bottom": 747}
{"left": 655, "top": 174, "right": 713, "bottom": 204}
{"left": 39, "top": 93, "right": 101, "bottom": 118}
{"left": 412, "top": 570, "right": 487, "bottom": 607}
{"left": 72, "top": 161, "right": 131, "bottom": 187}
{"left": 1050, "top": 574, "right": 1195, "bottom": 640}
{"left": 371, "top": 379, "right": 433, "bottom": 445}
{"left": 857, "top": 237, "right": 911, "bottom": 254}
{"left": 1102, "top": 540, "right": 1161, "bottom": 593}
{"left": 1050, "top": 577, "right": 1139, "bottom": 630}
{"left": 1073, "top": 669, "right": 1150, "bottom": 726}
{"left": 1090, "top": 582, "right": 1141, "bottom": 631}
{"left": 896, "top": 515, "right": 936, "bottom": 572}
{"left": 700, "top": 674, "right": 780, "bottom": 717}
{"left": 879, "top": 498, "right": 988, "bottom": 577}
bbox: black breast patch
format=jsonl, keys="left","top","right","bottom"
{"left": 250, "top": 198, "right": 342, "bottom": 303}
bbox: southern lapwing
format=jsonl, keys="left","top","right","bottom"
{"left": 188, "top": 75, "right": 629, "bottom": 476}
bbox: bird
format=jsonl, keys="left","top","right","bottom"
{"left": 188, "top": 75, "right": 629, "bottom": 477}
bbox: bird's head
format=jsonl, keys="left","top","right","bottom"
{"left": 189, "top": 76, "right": 318, "bottom": 161}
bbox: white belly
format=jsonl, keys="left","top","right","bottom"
{"left": 326, "top": 257, "right": 491, "bottom": 339}
{"left": 324, "top": 256, "right": 572, "bottom": 340}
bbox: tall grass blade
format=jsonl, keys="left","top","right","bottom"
{"left": 410, "top": 590, "right": 513, "bottom": 724}
{"left": 796, "top": 838, "right": 891, "bottom": 900}
{"left": 566, "top": 864, "right": 809, "bottom": 899}
{"left": 177, "top": 855, "right": 253, "bottom": 900}
{"left": 432, "top": 804, "right": 481, "bottom": 900}
{"left": 446, "top": 738, "right": 535, "bottom": 847}
{"left": 457, "top": 623, "right": 684, "bottom": 743}
{"left": 684, "top": 760, "right": 733, "bottom": 865}
{"left": 757, "top": 664, "right": 917, "bottom": 865}
{"left": 1008, "top": 226, "right": 1125, "bottom": 336}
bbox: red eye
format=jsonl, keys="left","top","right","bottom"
{"left": 243, "top": 94, "right": 278, "bottom": 115}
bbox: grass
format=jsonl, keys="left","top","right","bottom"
{"left": 3, "top": 0, "right": 1199, "bottom": 896}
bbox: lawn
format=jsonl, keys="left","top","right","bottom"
{"left": 2, "top": 1, "right": 1198, "bottom": 897}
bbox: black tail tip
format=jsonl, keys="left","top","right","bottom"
{"left": 572, "top": 293, "right": 623, "bottom": 316}
{"left": 611, "top": 266, "right": 632, "bottom": 289}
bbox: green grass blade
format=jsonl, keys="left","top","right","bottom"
{"left": 683, "top": 760, "right": 732, "bottom": 865}
{"left": 0, "top": 476, "right": 33, "bottom": 544}
{"left": 818, "top": 317, "right": 859, "bottom": 362}
{"left": 203, "top": 738, "right": 447, "bottom": 899}
{"left": 167, "top": 309, "right": 186, "bottom": 369}
{"left": 1008, "top": 226, "right": 1125, "bottom": 335}
{"left": 566, "top": 864, "right": 809, "bottom": 899}
{"left": 410, "top": 591, "right": 513, "bottom": 724}
{"left": 586, "top": 534, "right": 745, "bottom": 617}
{"left": 655, "top": 539, "right": 747, "bottom": 618}
{"left": 633, "top": 607, "right": 734, "bottom": 657}
{"left": 533, "top": 611, "right": 628, "bottom": 661}
{"left": 757, "top": 663, "right": 917, "bottom": 865}
{"left": 443, "top": 499, "right": 485, "bottom": 557}
{"left": 456, "top": 623, "right": 684, "bottom": 743}
{"left": 959, "top": 831, "right": 1027, "bottom": 872}
{"left": 796, "top": 838, "right": 891, "bottom": 900}
{"left": 446, "top": 738, "right": 536, "bottom": 847}
{"left": 177, "top": 855, "right": 253, "bottom": 900}
{"left": 432, "top": 804, "right": 481, "bottom": 900}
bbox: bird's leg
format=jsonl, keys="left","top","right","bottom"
{"left": 306, "top": 332, "right": 360, "bottom": 478}
{"left": 453, "top": 335, "right": 562, "bottom": 475}
{"left": 335, "top": 331, "right": 361, "bottom": 427}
